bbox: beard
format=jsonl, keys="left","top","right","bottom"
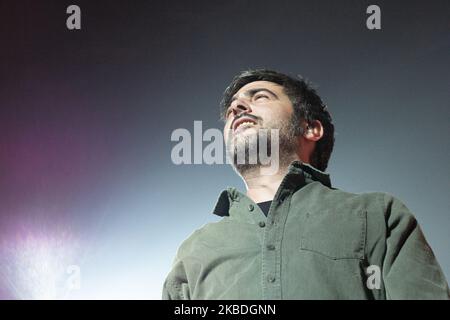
{"left": 225, "top": 113, "right": 301, "bottom": 176}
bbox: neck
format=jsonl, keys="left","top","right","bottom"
{"left": 241, "top": 153, "right": 301, "bottom": 203}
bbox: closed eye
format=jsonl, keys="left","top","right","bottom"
{"left": 254, "top": 93, "right": 269, "bottom": 101}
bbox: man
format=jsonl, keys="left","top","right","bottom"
{"left": 162, "top": 69, "right": 449, "bottom": 299}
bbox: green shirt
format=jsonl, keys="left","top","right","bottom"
{"left": 162, "top": 161, "right": 449, "bottom": 299}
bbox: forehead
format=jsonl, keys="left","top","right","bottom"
{"left": 233, "top": 80, "right": 285, "bottom": 98}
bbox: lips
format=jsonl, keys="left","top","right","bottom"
{"left": 232, "top": 116, "right": 257, "bottom": 132}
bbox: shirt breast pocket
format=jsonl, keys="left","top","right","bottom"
{"left": 300, "top": 210, "right": 366, "bottom": 260}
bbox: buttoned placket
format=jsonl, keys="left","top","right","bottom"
{"left": 262, "top": 165, "right": 307, "bottom": 299}
{"left": 233, "top": 178, "right": 299, "bottom": 299}
{"left": 261, "top": 189, "right": 292, "bottom": 300}
{"left": 216, "top": 162, "right": 321, "bottom": 299}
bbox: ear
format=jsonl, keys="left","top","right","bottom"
{"left": 303, "top": 120, "right": 324, "bottom": 142}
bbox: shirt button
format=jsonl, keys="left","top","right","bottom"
{"left": 267, "top": 244, "right": 275, "bottom": 251}
{"left": 248, "top": 204, "right": 254, "bottom": 212}
{"left": 258, "top": 221, "right": 266, "bottom": 228}
{"left": 267, "top": 275, "right": 276, "bottom": 283}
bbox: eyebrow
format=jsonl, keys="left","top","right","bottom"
{"left": 229, "top": 88, "right": 279, "bottom": 104}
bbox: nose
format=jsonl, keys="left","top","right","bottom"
{"left": 229, "top": 98, "right": 252, "bottom": 117}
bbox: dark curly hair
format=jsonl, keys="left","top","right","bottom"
{"left": 220, "top": 69, "right": 335, "bottom": 172}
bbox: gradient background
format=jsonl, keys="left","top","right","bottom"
{"left": 0, "top": 0, "right": 449, "bottom": 299}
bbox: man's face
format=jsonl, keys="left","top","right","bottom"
{"left": 223, "top": 80, "right": 299, "bottom": 171}
{"left": 224, "top": 81, "right": 294, "bottom": 142}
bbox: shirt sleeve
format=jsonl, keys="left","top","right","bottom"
{"left": 162, "top": 255, "right": 191, "bottom": 300}
{"left": 382, "top": 194, "right": 450, "bottom": 299}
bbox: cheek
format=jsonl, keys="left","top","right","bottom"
{"left": 272, "top": 106, "right": 292, "bottom": 121}
{"left": 262, "top": 108, "right": 291, "bottom": 125}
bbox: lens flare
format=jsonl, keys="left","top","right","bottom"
{"left": 0, "top": 226, "right": 80, "bottom": 300}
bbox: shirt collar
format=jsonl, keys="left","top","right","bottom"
{"left": 213, "top": 161, "right": 332, "bottom": 217}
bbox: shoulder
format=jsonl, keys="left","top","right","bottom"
{"left": 313, "top": 184, "right": 416, "bottom": 221}
{"left": 174, "top": 219, "right": 232, "bottom": 258}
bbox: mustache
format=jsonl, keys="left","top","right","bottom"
{"left": 230, "top": 113, "right": 260, "bottom": 130}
